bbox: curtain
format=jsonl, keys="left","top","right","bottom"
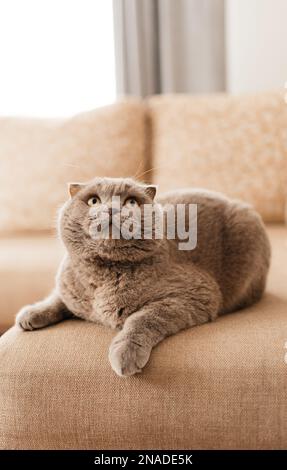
{"left": 113, "top": 0, "right": 226, "bottom": 97}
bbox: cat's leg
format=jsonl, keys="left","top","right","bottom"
{"left": 109, "top": 287, "right": 221, "bottom": 376}
{"left": 16, "top": 291, "right": 72, "bottom": 331}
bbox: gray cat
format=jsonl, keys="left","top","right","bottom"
{"left": 16, "top": 177, "right": 271, "bottom": 376}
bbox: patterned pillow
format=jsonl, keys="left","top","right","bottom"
{"left": 148, "top": 92, "right": 287, "bottom": 222}
{"left": 0, "top": 100, "right": 146, "bottom": 232}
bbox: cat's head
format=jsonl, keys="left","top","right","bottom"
{"left": 58, "top": 177, "right": 163, "bottom": 263}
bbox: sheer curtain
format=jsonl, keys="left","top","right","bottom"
{"left": 113, "top": 0, "right": 225, "bottom": 97}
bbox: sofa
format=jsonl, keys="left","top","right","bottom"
{"left": 0, "top": 92, "right": 287, "bottom": 449}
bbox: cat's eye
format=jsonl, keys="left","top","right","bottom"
{"left": 87, "top": 196, "right": 101, "bottom": 206}
{"left": 124, "top": 197, "right": 138, "bottom": 208}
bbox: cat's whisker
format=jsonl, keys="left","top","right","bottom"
{"left": 134, "top": 164, "right": 170, "bottom": 182}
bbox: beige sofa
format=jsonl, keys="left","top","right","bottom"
{"left": 0, "top": 92, "right": 287, "bottom": 449}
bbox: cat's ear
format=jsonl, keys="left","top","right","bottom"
{"left": 144, "top": 185, "right": 157, "bottom": 200}
{"left": 68, "top": 183, "right": 85, "bottom": 198}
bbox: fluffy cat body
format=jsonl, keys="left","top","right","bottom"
{"left": 16, "top": 177, "right": 270, "bottom": 376}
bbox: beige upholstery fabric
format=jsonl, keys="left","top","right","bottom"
{"left": 148, "top": 92, "right": 287, "bottom": 222}
{"left": 0, "top": 234, "right": 63, "bottom": 332}
{"left": 0, "top": 225, "right": 287, "bottom": 450}
{"left": 0, "top": 100, "right": 146, "bottom": 232}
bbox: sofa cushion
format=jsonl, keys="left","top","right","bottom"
{"left": 0, "top": 234, "right": 63, "bottom": 332}
{"left": 0, "top": 100, "right": 146, "bottom": 233}
{"left": 148, "top": 92, "right": 287, "bottom": 222}
{"left": 0, "top": 226, "right": 286, "bottom": 449}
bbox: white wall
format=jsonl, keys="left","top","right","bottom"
{"left": 225, "top": 0, "right": 287, "bottom": 93}
{"left": 0, "top": 0, "right": 116, "bottom": 117}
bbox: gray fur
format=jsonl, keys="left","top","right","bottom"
{"left": 16, "top": 177, "right": 271, "bottom": 376}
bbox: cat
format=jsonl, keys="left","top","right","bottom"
{"left": 15, "top": 177, "right": 271, "bottom": 376}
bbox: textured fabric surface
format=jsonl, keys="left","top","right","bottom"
{"left": 0, "top": 225, "right": 286, "bottom": 450}
{"left": 0, "top": 234, "right": 63, "bottom": 332}
{"left": 0, "top": 100, "right": 146, "bottom": 232}
{"left": 148, "top": 92, "right": 287, "bottom": 222}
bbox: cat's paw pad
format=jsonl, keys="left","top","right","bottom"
{"left": 16, "top": 305, "right": 50, "bottom": 331}
{"left": 109, "top": 338, "right": 151, "bottom": 377}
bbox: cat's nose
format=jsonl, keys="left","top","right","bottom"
{"left": 108, "top": 207, "right": 120, "bottom": 216}
{"left": 108, "top": 207, "right": 120, "bottom": 223}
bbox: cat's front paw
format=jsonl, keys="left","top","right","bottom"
{"left": 109, "top": 335, "right": 152, "bottom": 377}
{"left": 16, "top": 304, "right": 51, "bottom": 331}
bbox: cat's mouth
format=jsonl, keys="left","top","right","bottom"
{"left": 87, "top": 215, "right": 141, "bottom": 241}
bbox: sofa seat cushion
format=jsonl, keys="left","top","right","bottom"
{"left": 0, "top": 225, "right": 287, "bottom": 450}
{"left": 0, "top": 234, "right": 63, "bottom": 332}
